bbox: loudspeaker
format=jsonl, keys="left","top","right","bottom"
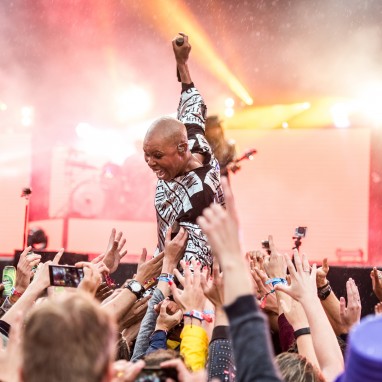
{"left": 13, "top": 250, "right": 88, "bottom": 267}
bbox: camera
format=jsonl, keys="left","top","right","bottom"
{"left": 135, "top": 366, "right": 178, "bottom": 382}
{"left": 49, "top": 265, "right": 84, "bottom": 287}
{"left": 294, "top": 226, "right": 307, "bottom": 238}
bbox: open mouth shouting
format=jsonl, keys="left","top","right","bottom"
{"left": 153, "top": 168, "right": 167, "bottom": 180}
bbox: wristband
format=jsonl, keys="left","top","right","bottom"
{"left": 317, "top": 281, "right": 330, "bottom": 290}
{"left": 265, "top": 278, "right": 288, "bottom": 287}
{"left": 184, "top": 310, "right": 204, "bottom": 321}
{"left": 184, "top": 309, "right": 214, "bottom": 323}
{"left": 317, "top": 282, "right": 332, "bottom": 301}
{"left": 11, "top": 288, "right": 23, "bottom": 298}
{"left": 144, "top": 277, "right": 157, "bottom": 288}
{"left": 260, "top": 289, "right": 275, "bottom": 309}
{"left": 158, "top": 273, "right": 174, "bottom": 283}
{"left": 104, "top": 274, "right": 115, "bottom": 287}
{"left": 294, "top": 327, "right": 311, "bottom": 339}
{"left": 159, "top": 273, "right": 174, "bottom": 279}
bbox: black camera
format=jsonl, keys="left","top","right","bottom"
{"left": 49, "top": 265, "right": 84, "bottom": 288}
{"left": 294, "top": 226, "right": 307, "bottom": 238}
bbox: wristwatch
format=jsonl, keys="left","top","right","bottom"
{"left": 124, "top": 280, "right": 144, "bottom": 299}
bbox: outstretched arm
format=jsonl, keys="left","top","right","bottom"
{"left": 173, "top": 34, "right": 209, "bottom": 164}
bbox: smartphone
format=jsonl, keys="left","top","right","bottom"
{"left": 49, "top": 265, "right": 84, "bottom": 288}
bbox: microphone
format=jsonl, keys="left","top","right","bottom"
{"left": 175, "top": 37, "right": 184, "bottom": 46}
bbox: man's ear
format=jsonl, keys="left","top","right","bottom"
{"left": 177, "top": 143, "right": 187, "bottom": 153}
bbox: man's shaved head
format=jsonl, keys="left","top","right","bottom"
{"left": 144, "top": 116, "right": 187, "bottom": 146}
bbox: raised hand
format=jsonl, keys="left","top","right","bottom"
{"left": 200, "top": 258, "right": 224, "bottom": 308}
{"left": 274, "top": 250, "right": 317, "bottom": 304}
{"left": 77, "top": 262, "right": 103, "bottom": 296}
{"left": 170, "top": 260, "right": 207, "bottom": 313}
{"left": 263, "top": 235, "right": 287, "bottom": 279}
{"left": 172, "top": 32, "right": 191, "bottom": 65}
{"left": 102, "top": 228, "right": 127, "bottom": 274}
{"left": 316, "top": 258, "right": 330, "bottom": 288}
{"left": 155, "top": 299, "right": 183, "bottom": 332}
{"left": 134, "top": 249, "right": 164, "bottom": 285}
{"left": 14, "top": 246, "right": 41, "bottom": 294}
{"left": 370, "top": 267, "right": 382, "bottom": 302}
{"left": 339, "top": 278, "right": 361, "bottom": 331}
{"left": 375, "top": 302, "right": 382, "bottom": 315}
{"left": 29, "top": 249, "right": 64, "bottom": 292}
{"left": 163, "top": 226, "right": 188, "bottom": 269}
{"left": 251, "top": 267, "right": 278, "bottom": 314}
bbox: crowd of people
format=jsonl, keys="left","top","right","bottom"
{"left": 1, "top": 35, "right": 382, "bottom": 382}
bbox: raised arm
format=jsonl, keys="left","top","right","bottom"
{"left": 197, "top": 178, "right": 282, "bottom": 382}
{"left": 172, "top": 33, "right": 192, "bottom": 85}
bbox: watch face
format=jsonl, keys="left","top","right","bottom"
{"left": 131, "top": 282, "right": 141, "bottom": 292}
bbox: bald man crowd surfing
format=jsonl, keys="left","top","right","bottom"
{"left": 143, "top": 34, "right": 224, "bottom": 267}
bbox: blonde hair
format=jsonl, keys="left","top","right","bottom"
{"left": 276, "top": 352, "right": 325, "bottom": 382}
{"left": 22, "top": 291, "right": 116, "bottom": 382}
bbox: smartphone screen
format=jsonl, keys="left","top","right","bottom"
{"left": 49, "top": 265, "right": 84, "bottom": 287}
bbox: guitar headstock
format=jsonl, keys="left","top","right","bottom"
{"left": 244, "top": 149, "right": 257, "bottom": 160}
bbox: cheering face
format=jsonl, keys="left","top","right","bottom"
{"left": 143, "top": 137, "right": 187, "bottom": 182}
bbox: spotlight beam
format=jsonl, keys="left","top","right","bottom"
{"left": 124, "top": 0, "right": 253, "bottom": 105}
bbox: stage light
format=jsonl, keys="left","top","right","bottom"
{"left": 0, "top": 103, "right": 7, "bottom": 111}
{"left": 225, "top": 107, "right": 235, "bottom": 118}
{"left": 282, "top": 121, "right": 289, "bottom": 129}
{"left": 75, "top": 122, "right": 94, "bottom": 139}
{"left": 27, "top": 227, "right": 48, "bottom": 250}
{"left": 124, "top": 1, "right": 253, "bottom": 105}
{"left": 301, "top": 102, "right": 311, "bottom": 110}
{"left": 115, "top": 86, "right": 152, "bottom": 123}
{"left": 358, "top": 83, "right": 382, "bottom": 124}
{"left": 225, "top": 98, "right": 235, "bottom": 108}
{"left": 21, "top": 106, "right": 34, "bottom": 126}
{"left": 331, "top": 103, "right": 350, "bottom": 128}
